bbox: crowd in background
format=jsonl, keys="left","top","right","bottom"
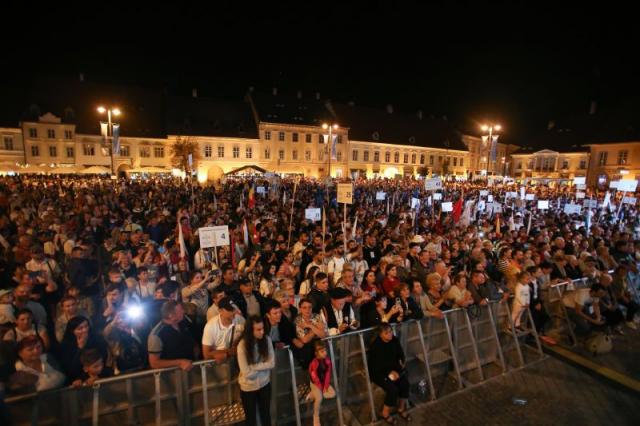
{"left": 0, "top": 174, "right": 639, "bottom": 425}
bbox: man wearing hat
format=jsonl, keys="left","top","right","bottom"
{"left": 321, "top": 287, "right": 357, "bottom": 336}
{"left": 202, "top": 296, "right": 245, "bottom": 362}
{"left": 233, "top": 277, "right": 267, "bottom": 319}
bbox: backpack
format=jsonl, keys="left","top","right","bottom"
{"left": 585, "top": 332, "right": 612, "bottom": 355}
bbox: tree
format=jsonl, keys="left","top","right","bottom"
{"left": 171, "top": 136, "right": 200, "bottom": 173}
{"left": 417, "top": 166, "right": 430, "bottom": 177}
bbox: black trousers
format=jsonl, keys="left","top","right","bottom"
{"left": 531, "top": 303, "right": 549, "bottom": 332}
{"left": 619, "top": 299, "right": 639, "bottom": 321}
{"left": 373, "top": 376, "right": 410, "bottom": 407}
{"left": 240, "top": 382, "right": 271, "bottom": 426}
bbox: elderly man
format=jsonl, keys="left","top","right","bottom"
{"left": 321, "top": 287, "right": 357, "bottom": 336}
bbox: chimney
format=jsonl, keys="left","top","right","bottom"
{"left": 589, "top": 100, "right": 597, "bottom": 115}
{"left": 386, "top": 104, "right": 393, "bottom": 114}
{"left": 272, "top": 87, "right": 278, "bottom": 96}
{"left": 315, "top": 92, "right": 320, "bottom": 100}
{"left": 79, "top": 73, "right": 84, "bottom": 82}
{"left": 547, "top": 120, "right": 555, "bottom": 130}
{"left": 297, "top": 90, "right": 302, "bottom": 99}
{"left": 417, "top": 109, "right": 423, "bottom": 120}
{"left": 192, "top": 88, "right": 198, "bottom": 98}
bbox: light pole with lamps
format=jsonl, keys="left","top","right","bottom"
{"left": 322, "top": 122, "right": 339, "bottom": 209}
{"left": 97, "top": 106, "right": 121, "bottom": 178}
{"left": 480, "top": 123, "right": 501, "bottom": 176}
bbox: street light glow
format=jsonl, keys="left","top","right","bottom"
{"left": 97, "top": 106, "right": 106, "bottom": 113}
{"left": 322, "top": 123, "right": 328, "bottom": 129}
{"left": 112, "top": 108, "right": 121, "bottom": 116}
{"left": 333, "top": 124, "right": 339, "bottom": 130}
{"left": 481, "top": 125, "right": 488, "bottom": 131}
{"left": 495, "top": 124, "right": 502, "bottom": 131}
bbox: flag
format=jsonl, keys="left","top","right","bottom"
{"left": 495, "top": 213, "right": 501, "bottom": 235}
{"left": 282, "top": 190, "right": 287, "bottom": 206}
{"left": 100, "top": 121, "right": 108, "bottom": 143}
{"left": 352, "top": 215, "right": 358, "bottom": 237}
{"left": 481, "top": 135, "right": 489, "bottom": 147}
{"left": 490, "top": 136, "right": 499, "bottom": 162}
{"left": 452, "top": 198, "right": 463, "bottom": 223}
{"left": 586, "top": 208, "right": 592, "bottom": 236}
{"left": 509, "top": 211, "right": 515, "bottom": 231}
{"left": 248, "top": 185, "right": 256, "bottom": 209}
{"left": 112, "top": 123, "right": 120, "bottom": 155}
{"left": 460, "top": 200, "right": 474, "bottom": 228}
{"left": 178, "top": 217, "right": 188, "bottom": 260}
{"left": 331, "top": 134, "right": 338, "bottom": 160}
{"left": 527, "top": 212, "right": 532, "bottom": 235}
{"left": 243, "top": 219, "right": 249, "bottom": 247}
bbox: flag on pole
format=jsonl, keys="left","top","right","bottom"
{"left": 460, "top": 200, "right": 474, "bottom": 228}
{"left": 490, "top": 136, "right": 499, "bottom": 162}
{"left": 527, "top": 211, "right": 532, "bottom": 235}
{"left": 585, "top": 208, "right": 592, "bottom": 236}
{"left": 331, "top": 134, "right": 338, "bottom": 160}
{"left": 352, "top": 215, "right": 358, "bottom": 238}
{"left": 452, "top": 198, "right": 463, "bottom": 223}
{"left": 495, "top": 213, "right": 501, "bottom": 236}
{"left": 112, "top": 123, "right": 121, "bottom": 155}
{"left": 243, "top": 218, "right": 249, "bottom": 247}
{"left": 100, "top": 122, "right": 108, "bottom": 143}
{"left": 248, "top": 184, "right": 256, "bottom": 209}
{"left": 509, "top": 211, "right": 515, "bottom": 231}
{"left": 178, "top": 216, "right": 188, "bottom": 260}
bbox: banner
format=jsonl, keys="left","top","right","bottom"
{"left": 305, "top": 208, "right": 322, "bottom": 221}
{"left": 376, "top": 191, "right": 386, "bottom": 200}
{"left": 337, "top": 183, "right": 353, "bottom": 204}
{"left": 441, "top": 202, "right": 453, "bottom": 212}
{"left": 564, "top": 204, "right": 582, "bottom": 215}
{"left": 537, "top": 200, "right": 549, "bottom": 210}
{"left": 112, "top": 123, "right": 120, "bottom": 155}
{"left": 617, "top": 180, "right": 638, "bottom": 192}
{"left": 575, "top": 192, "right": 586, "bottom": 199}
{"left": 525, "top": 194, "right": 535, "bottom": 201}
{"left": 425, "top": 178, "right": 442, "bottom": 191}
{"left": 490, "top": 135, "right": 499, "bottom": 162}
{"left": 573, "top": 176, "right": 586, "bottom": 185}
{"left": 433, "top": 192, "right": 442, "bottom": 200}
{"left": 199, "top": 226, "right": 230, "bottom": 248}
{"left": 623, "top": 196, "right": 637, "bottom": 205}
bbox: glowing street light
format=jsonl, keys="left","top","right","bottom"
{"left": 97, "top": 106, "right": 122, "bottom": 178}
{"left": 480, "top": 123, "right": 502, "bottom": 176}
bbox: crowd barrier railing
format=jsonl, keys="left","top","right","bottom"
{"left": 5, "top": 299, "right": 544, "bottom": 426}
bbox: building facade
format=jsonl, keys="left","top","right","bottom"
{"left": 461, "top": 135, "right": 518, "bottom": 177}
{"left": 511, "top": 149, "right": 590, "bottom": 181}
{"left": 586, "top": 141, "right": 640, "bottom": 187}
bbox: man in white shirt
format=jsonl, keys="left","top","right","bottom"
{"left": 202, "top": 297, "right": 245, "bottom": 362}
{"left": 327, "top": 244, "right": 346, "bottom": 286}
{"left": 563, "top": 284, "right": 606, "bottom": 337}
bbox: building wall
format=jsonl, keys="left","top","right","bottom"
{"left": 0, "top": 127, "right": 25, "bottom": 167}
{"left": 511, "top": 150, "right": 589, "bottom": 180}
{"left": 587, "top": 142, "right": 640, "bottom": 186}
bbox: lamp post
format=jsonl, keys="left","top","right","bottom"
{"left": 322, "top": 122, "right": 339, "bottom": 208}
{"left": 97, "top": 106, "right": 121, "bottom": 178}
{"left": 481, "top": 123, "right": 501, "bottom": 176}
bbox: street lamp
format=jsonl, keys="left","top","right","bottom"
{"left": 480, "top": 123, "right": 501, "bottom": 176}
{"left": 97, "top": 106, "right": 122, "bottom": 178}
{"left": 322, "top": 123, "right": 339, "bottom": 179}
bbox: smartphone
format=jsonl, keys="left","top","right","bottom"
{"left": 395, "top": 297, "right": 401, "bottom": 306}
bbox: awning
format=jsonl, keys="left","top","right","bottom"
{"left": 224, "top": 165, "right": 268, "bottom": 175}
{"left": 130, "top": 166, "right": 171, "bottom": 173}
{"left": 79, "top": 165, "right": 111, "bottom": 174}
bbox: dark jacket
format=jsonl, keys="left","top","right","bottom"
{"left": 233, "top": 291, "right": 267, "bottom": 318}
{"left": 367, "top": 335, "right": 405, "bottom": 384}
{"left": 307, "top": 288, "right": 330, "bottom": 314}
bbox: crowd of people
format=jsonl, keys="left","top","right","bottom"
{"left": 0, "top": 174, "right": 639, "bottom": 425}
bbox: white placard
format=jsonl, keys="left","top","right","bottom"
{"left": 256, "top": 186, "right": 266, "bottom": 194}
{"left": 583, "top": 199, "right": 598, "bottom": 208}
{"left": 433, "top": 192, "right": 442, "bottom": 200}
{"left": 478, "top": 200, "right": 486, "bottom": 212}
{"left": 480, "top": 190, "right": 489, "bottom": 196}
{"left": 520, "top": 187, "right": 525, "bottom": 200}
{"left": 493, "top": 205, "right": 503, "bottom": 214}
{"left": 537, "top": 200, "right": 549, "bottom": 210}
{"left": 198, "top": 227, "right": 216, "bottom": 249}
{"left": 507, "top": 191, "right": 518, "bottom": 198}
{"left": 376, "top": 191, "right": 386, "bottom": 201}
{"left": 525, "top": 194, "right": 535, "bottom": 201}
{"left": 425, "top": 178, "right": 443, "bottom": 191}
{"left": 609, "top": 181, "right": 619, "bottom": 189}
{"left": 564, "top": 204, "right": 582, "bottom": 215}
{"left": 573, "top": 176, "right": 586, "bottom": 185}
{"left": 576, "top": 192, "right": 585, "bottom": 199}
{"left": 623, "top": 196, "right": 637, "bottom": 205}
{"left": 198, "top": 225, "right": 230, "bottom": 248}
{"left": 411, "top": 197, "right": 420, "bottom": 210}
{"left": 441, "top": 202, "right": 453, "bottom": 212}
{"left": 488, "top": 195, "right": 494, "bottom": 202}
{"left": 305, "top": 208, "right": 322, "bottom": 222}
{"left": 617, "top": 180, "right": 638, "bottom": 192}
{"left": 337, "top": 183, "right": 353, "bottom": 204}
{"left": 576, "top": 184, "right": 586, "bottom": 190}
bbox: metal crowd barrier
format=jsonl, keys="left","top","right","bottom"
{"left": 6, "top": 300, "right": 544, "bottom": 426}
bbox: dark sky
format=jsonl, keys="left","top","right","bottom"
{"left": 3, "top": 1, "right": 639, "bottom": 142}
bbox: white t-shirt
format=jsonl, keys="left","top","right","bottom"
{"left": 327, "top": 256, "right": 346, "bottom": 285}
{"left": 201, "top": 315, "right": 245, "bottom": 350}
{"left": 514, "top": 283, "right": 530, "bottom": 307}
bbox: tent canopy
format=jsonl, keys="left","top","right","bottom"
{"left": 224, "top": 165, "right": 268, "bottom": 176}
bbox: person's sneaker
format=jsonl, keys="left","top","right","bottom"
{"left": 540, "top": 335, "right": 557, "bottom": 345}
{"left": 626, "top": 321, "right": 637, "bottom": 330}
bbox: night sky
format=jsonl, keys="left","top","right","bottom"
{"left": 3, "top": 2, "right": 639, "bottom": 143}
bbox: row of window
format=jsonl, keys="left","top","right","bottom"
{"left": 351, "top": 150, "right": 464, "bottom": 166}
{"left": 28, "top": 128, "right": 73, "bottom": 140}
{"left": 263, "top": 131, "right": 343, "bottom": 144}
{"left": 28, "top": 145, "right": 165, "bottom": 158}
{"left": 3, "top": 137, "right": 14, "bottom": 150}
{"left": 598, "top": 151, "right": 628, "bottom": 166}
{"left": 516, "top": 159, "right": 588, "bottom": 170}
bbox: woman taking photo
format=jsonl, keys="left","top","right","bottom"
{"left": 361, "top": 294, "right": 403, "bottom": 328}
{"left": 237, "top": 315, "right": 275, "bottom": 426}
{"left": 367, "top": 323, "right": 411, "bottom": 424}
